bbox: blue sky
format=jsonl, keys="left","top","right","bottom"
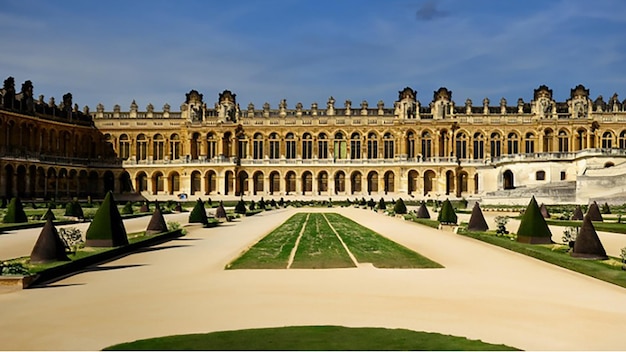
{"left": 1, "top": 0, "right": 625, "bottom": 111}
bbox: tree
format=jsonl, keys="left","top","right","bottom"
{"left": 377, "top": 198, "right": 386, "bottom": 211}
{"left": 571, "top": 205, "right": 584, "bottom": 220}
{"left": 85, "top": 191, "right": 129, "bottom": 247}
{"left": 189, "top": 198, "right": 208, "bottom": 224}
{"left": 601, "top": 202, "right": 611, "bottom": 214}
{"left": 416, "top": 201, "right": 430, "bottom": 219}
{"left": 467, "top": 202, "right": 488, "bottom": 231}
{"left": 516, "top": 196, "right": 552, "bottom": 244}
{"left": 393, "top": 198, "right": 407, "bottom": 214}
{"left": 3, "top": 197, "right": 27, "bottom": 223}
{"left": 437, "top": 199, "right": 457, "bottom": 225}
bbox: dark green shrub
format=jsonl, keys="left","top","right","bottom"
{"left": 437, "top": 199, "right": 457, "bottom": 225}
{"left": 359, "top": 197, "right": 367, "bottom": 206}
{"left": 586, "top": 201, "right": 603, "bottom": 222}
{"left": 270, "top": 199, "right": 277, "bottom": 207}
{"left": 571, "top": 205, "right": 584, "bottom": 220}
{"left": 43, "top": 207, "right": 56, "bottom": 221}
{"left": 85, "top": 192, "right": 128, "bottom": 247}
{"left": 258, "top": 198, "right": 266, "bottom": 210}
{"left": 235, "top": 199, "right": 247, "bottom": 214}
{"left": 278, "top": 197, "right": 284, "bottom": 207}
{"left": 601, "top": 202, "right": 611, "bottom": 214}
{"left": 378, "top": 198, "right": 386, "bottom": 210}
{"left": 3, "top": 197, "right": 28, "bottom": 223}
{"left": 367, "top": 198, "right": 376, "bottom": 209}
{"left": 516, "top": 196, "right": 552, "bottom": 244}
{"left": 249, "top": 200, "right": 256, "bottom": 211}
{"left": 393, "top": 198, "right": 407, "bottom": 214}
{"left": 121, "top": 202, "right": 134, "bottom": 215}
{"left": 189, "top": 198, "right": 208, "bottom": 224}
{"left": 467, "top": 202, "right": 488, "bottom": 231}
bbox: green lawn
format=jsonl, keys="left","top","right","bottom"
{"left": 227, "top": 212, "right": 441, "bottom": 270}
{"left": 226, "top": 213, "right": 307, "bottom": 269}
{"left": 290, "top": 213, "right": 355, "bottom": 269}
{"left": 545, "top": 219, "right": 626, "bottom": 234}
{"left": 460, "top": 230, "right": 626, "bottom": 289}
{"left": 103, "top": 325, "right": 518, "bottom": 351}
{"left": 324, "top": 213, "right": 442, "bottom": 268}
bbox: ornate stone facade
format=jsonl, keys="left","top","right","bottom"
{"left": 88, "top": 83, "right": 626, "bottom": 204}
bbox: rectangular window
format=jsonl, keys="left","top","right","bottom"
{"left": 302, "top": 140, "right": 312, "bottom": 159}
{"left": 286, "top": 140, "right": 296, "bottom": 159}
{"left": 253, "top": 140, "right": 263, "bottom": 159}
{"left": 269, "top": 141, "right": 280, "bottom": 159}
{"left": 350, "top": 140, "right": 361, "bottom": 159}
{"left": 318, "top": 140, "right": 328, "bottom": 159}
{"left": 367, "top": 140, "right": 378, "bottom": 159}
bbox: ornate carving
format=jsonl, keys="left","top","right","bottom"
{"left": 218, "top": 90, "right": 236, "bottom": 104}
{"left": 398, "top": 87, "right": 416, "bottom": 101}
{"left": 534, "top": 85, "right": 553, "bottom": 100}
{"left": 185, "top": 90, "right": 204, "bottom": 104}
{"left": 433, "top": 87, "right": 452, "bottom": 102}
{"left": 570, "top": 84, "right": 589, "bottom": 99}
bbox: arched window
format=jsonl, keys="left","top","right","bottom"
{"left": 506, "top": 132, "right": 519, "bottom": 155}
{"left": 455, "top": 132, "right": 468, "bottom": 159}
{"left": 269, "top": 132, "right": 280, "bottom": 159}
{"left": 119, "top": 134, "right": 130, "bottom": 160}
{"left": 367, "top": 132, "right": 378, "bottom": 159}
{"left": 350, "top": 132, "right": 361, "bottom": 159}
{"left": 602, "top": 131, "right": 614, "bottom": 149}
{"left": 169, "top": 133, "right": 181, "bottom": 160}
{"left": 525, "top": 132, "right": 535, "bottom": 153}
{"left": 619, "top": 130, "right": 626, "bottom": 149}
{"left": 302, "top": 133, "right": 312, "bottom": 159}
{"left": 207, "top": 133, "right": 217, "bottom": 159}
{"left": 489, "top": 132, "right": 500, "bottom": 158}
{"left": 253, "top": 133, "right": 264, "bottom": 159}
{"left": 473, "top": 132, "right": 485, "bottom": 159}
{"left": 421, "top": 131, "right": 433, "bottom": 159}
{"left": 318, "top": 133, "right": 328, "bottom": 159}
{"left": 406, "top": 131, "right": 416, "bottom": 159}
{"left": 383, "top": 133, "right": 394, "bottom": 159}
{"left": 285, "top": 132, "right": 296, "bottom": 159}
{"left": 136, "top": 134, "right": 148, "bottom": 161}
{"left": 558, "top": 130, "right": 569, "bottom": 152}
{"left": 153, "top": 134, "right": 164, "bottom": 160}
{"left": 334, "top": 132, "right": 347, "bottom": 159}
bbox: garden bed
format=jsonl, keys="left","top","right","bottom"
{"left": 0, "top": 229, "right": 184, "bottom": 289}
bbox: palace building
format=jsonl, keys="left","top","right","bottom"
{"left": 3, "top": 76, "right": 626, "bottom": 204}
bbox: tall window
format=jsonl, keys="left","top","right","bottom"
{"left": 383, "top": 132, "right": 394, "bottom": 159}
{"left": 285, "top": 132, "right": 296, "bottom": 159}
{"left": 602, "top": 131, "right": 613, "bottom": 149}
{"left": 302, "top": 133, "right": 312, "bottom": 159}
{"left": 153, "top": 134, "right": 164, "bottom": 160}
{"left": 334, "top": 132, "right": 347, "bottom": 160}
{"left": 489, "top": 132, "right": 501, "bottom": 158}
{"left": 318, "top": 133, "right": 328, "bottom": 159}
{"left": 421, "top": 131, "right": 432, "bottom": 159}
{"left": 119, "top": 134, "right": 130, "bottom": 160}
{"left": 406, "top": 131, "right": 416, "bottom": 158}
{"left": 269, "top": 132, "right": 280, "bottom": 159}
{"left": 456, "top": 132, "right": 467, "bottom": 159}
{"left": 525, "top": 132, "right": 535, "bottom": 153}
{"left": 253, "top": 133, "right": 264, "bottom": 159}
{"left": 238, "top": 135, "right": 248, "bottom": 159}
{"left": 350, "top": 132, "right": 361, "bottom": 159}
{"left": 543, "top": 129, "right": 554, "bottom": 152}
{"left": 169, "top": 133, "right": 181, "bottom": 160}
{"left": 367, "top": 132, "right": 378, "bottom": 159}
{"left": 207, "top": 133, "right": 217, "bottom": 159}
{"left": 620, "top": 131, "right": 626, "bottom": 149}
{"left": 507, "top": 132, "right": 519, "bottom": 154}
{"left": 473, "top": 132, "right": 485, "bottom": 160}
{"left": 558, "top": 130, "right": 569, "bottom": 152}
{"left": 136, "top": 134, "right": 147, "bottom": 161}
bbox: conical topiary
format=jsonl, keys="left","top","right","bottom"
{"left": 437, "top": 199, "right": 457, "bottom": 225}
{"left": 43, "top": 207, "right": 56, "bottom": 221}
{"left": 571, "top": 205, "right": 584, "bottom": 220}
{"left": 139, "top": 201, "right": 149, "bottom": 213}
{"left": 85, "top": 192, "right": 128, "bottom": 247}
{"left": 30, "top": 217, "right": 70, "bottom": 263}
{"left": 393, "top": 198, "right": 407, "bottom": 214}
{"left": 468, "top": 202, "right": 489, "bottom": 232}
{"left": 121, "top": 201, "right": 134, "bottom": 215}
{"left": 234, "top": 199, "right": 247, "bottom": 214}
{"left": 377, "top": 198, "right": 386, "bottom": 210}
{"left": 572, "top": 214, "right": 608, "bottom": 260}
{"left": 586, "top": 201, "right": 603, "bottom": 222}
{"left": 188, "top": 198, "right": 208, "bottom": 224}
{"left": 145, "top": 202, "right": 168, "bottom": 235}
{"left": 174, "top": 202, "right": 182, "bottom": 212}
{"left": 3, "top": 197, "right": 28, "bottom": 223}
{"left": 416, "top": 201, "right": 430, "bottom": 219}
{"left": 539, "top": 203, "right": 550, "bottom": 219}
{"left": 516, "top": 196, "right": 552, "bottom": 244}
{"left": 215, "top": 201, "right": 227, "bottom": 221}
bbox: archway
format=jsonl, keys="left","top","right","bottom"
{"left": 269, "top": 171, "right": 280, "bottom": 195}
{"left": 152, "top": 171, "right": 164, "bottom": 195}
{"left": 350, "top": 171, "right": 362, "bottom": 194}
{"left": 503, "top": 170, "right": 514, "bottom": 190}
{"left": 423, "top": 170, "right": 435, "bottom": 196}
{"left": 237, "top": 171, "right": 249, "bottom": 196}
{"left": 285, "top": 171, "right": 296, "bottom": 194}
{"left": 408, "top": 170, "right": 419, "bottom": 195}
{"left": 205, "top": 170, "right": 216, "bottom": 195}
{"left": 16, "top": 165, "right": 27, "bottom": 198}
{"left": 457, "top": 171, "right": 468, "bottom": 197}
{"left": 224, "top": 170, "right": 234, "bottom": 195}
{"left": 445, "top": 170, "right": 454, "bottom": 195}
{"left": 136, "top": 171, "right": 148, "bottom": 192}
{"left": 334, "top": 171, "right": 345, "bottom": 194}
{"left": 4, "top": 165, "right": 14, "bottom": 199}
{"left": 317, "top": 171, "right": 328, "bottom": 194}
{"left": 383, "top": 171, "right": 394, "bottom": 193}
{"left": 190, "top": 171, "right": 201, "bottom": 195}
{"left": 103, "top": 171, "right": 115, "bottom": 195}
{"left": 120, "top": 171, "right": 133, "bottom": 193}
{"left": 168, "top": 172, "right": 180, "bottom": 195}
{"left": 367, "top": 171, "right": 378, "bottom": 194}
{"left": 253, "top": 171, "right": 264, "bottom": 195}
{"left": 302, "top": 171, "right": 313, "bottom": 194}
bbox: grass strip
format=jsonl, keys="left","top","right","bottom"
{"left": 325, "top": 213, "right": 442, "bottom": 268}
{"left": 460, "top": 230, "right": 626, "bottom": 289}
{"left": 545, "top": 219, "right": 626, "bottom": 235}
{"left": 226, "top": 213, "right": 307, "bottom": 269}
{"left": 290, "top": 213, "right": 356, "bottom": 269}
{"left": 103, "top": 325, "right": 518, "bottom": 351}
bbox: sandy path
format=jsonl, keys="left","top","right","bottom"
{"left": 0, "top": 207, "right": 624, "bottom": 350}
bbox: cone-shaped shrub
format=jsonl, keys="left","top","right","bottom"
{"left": 174, "top": 202, "right": 182, "bottom": 212}
{"left": 215, "top": 201, "right": 227, "bottom": 220}
{"left": 571, "top": 205, "right": 584, "bottom": 220}
{"left": 30, "top": 217, "right": 70, "bottom": 263}
{"left": 43, "top": 207, "right": 56, "bottom": 221}
{"left": 258, "top": 198, "right": 266, "bottom": 210}
{"left": 377, "top": 198, "right": 386, "bottom": 210}
{"left": 121, "top": 201, "right": 134, "bottom": 215}
{"left": 145, "top": 203, "right": 168, "bottom": 235}
{"left": 437, "top": 199, "right": 457, "bottom": 225}
{"left": 234, "top": 199, "right": 247, "bottom": 214}
{"left": 85, "top": 192, "right": 128, "bottom": 247}
{"left": 3, "top": 197, "right": 27, "bottom": 223}
{"left": 64, "top": 200, "right": 84, "bottom": 218}
{"left": 393, "top": 198, "right": 407, "bottom": 214}
{"left": 572, "top": 214, "right": 608, "bottom": 260}
{"left": 516, "top": 196, "right": 552, "bottom": 244}
{"left": 249, "top": 200, "right": 256, "bottom": 211}
{"left": 600, "top": 202, "right": 611, "bottom": 214}
{"left": 188, "top": 198, "right": 208, "bottom": 224}
{"left": 416, "top": 202, "right": 430, "bottom": 218}
{"left": 139, "top": 201, "right": 149, "bottom": 213}
{"left": 539, "top": 203, "right": 550, "bottom": 219}
{"left": 468, "top": 202, "right": 489, "bottom": 232}
{"left": 586, "top": 201, "right": 603, "bottom": 222}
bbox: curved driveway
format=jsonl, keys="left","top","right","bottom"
{"left": 0, "top": 207, "right": 625, "bottom": 350}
